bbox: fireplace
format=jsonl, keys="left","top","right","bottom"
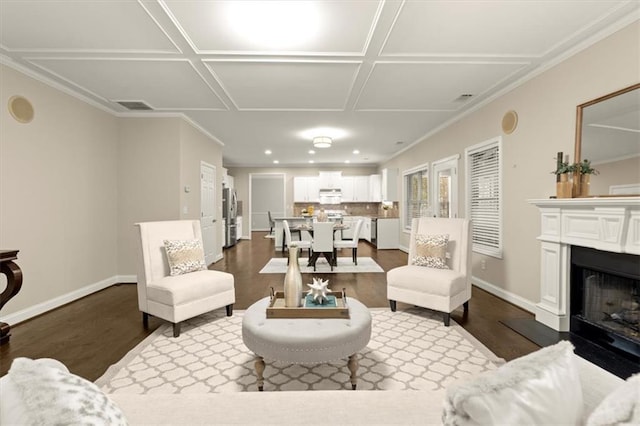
{"left": 570, "top": 246, "right": 640, "bottom": 363}
{"left": 529, "top": 197, "right": 640, "bottom": 377}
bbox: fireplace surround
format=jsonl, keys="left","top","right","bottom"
{"left": 529, "top": 198, "right": 640, "bottom": 375}
{"left": 530, "top": 197, "right": 640, "bottom": 330}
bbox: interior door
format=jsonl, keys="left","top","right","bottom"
{"left": 201, "top": 162, "right": 217, "bottom": 265}
{"left": 432, "top": 155, "right": 459, "bottom": 218}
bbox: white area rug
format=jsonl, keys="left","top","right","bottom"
{"left": 259, "top": 257, "right": 384, "bottom": 274}
{"left": 96, "top": 307, "right": 503, "bottom": 393}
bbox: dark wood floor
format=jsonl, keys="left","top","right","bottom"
{"left": 0, "top": 232, "right": 539, "bottom": 381}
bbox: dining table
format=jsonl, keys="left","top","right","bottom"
{"left": 290, "top": 222, "right": 350, "bottom": 268}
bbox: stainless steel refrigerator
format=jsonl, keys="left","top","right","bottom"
{"left": 222, "top": 187, "right": 238, "bottom": 248}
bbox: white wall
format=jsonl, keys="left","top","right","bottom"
{"left": 0, "top": 64, "right": 119, "bottom": 319}
{"left": 179, "top": 120, "right": 225, "bottom": 262}
{"left": 0, "top": 66, "right": 226, "bottom": 321}
{"left": 117, "top": 117, "right": 182, "bottom": 276}
{"left": 381, "top": 22, "right": 640, "bottom": 309}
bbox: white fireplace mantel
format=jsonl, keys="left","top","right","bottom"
{"left": 529, "top": 197, "right": 640, "bottom": 331}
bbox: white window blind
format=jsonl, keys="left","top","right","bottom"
{"left": 466, "top": 138, "right": 502, "bottom": 258}
{"left": 403, "top": 165, "right": 429, "bottom": 230}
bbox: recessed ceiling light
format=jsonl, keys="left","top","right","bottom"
{"left": 273, "top": 160, "right": 279, "bottom": 164}
{"left": 265, "top": 149, "right": 272, "bottom": 155}
{"left": 227, "top": 1, "right": 319, "bottom": 49}
{"left": 344, "top": 160, "right": 350, "bottom": 164}
{"left": 308, "top": 160, "right": 315, "bottom": 164}
{"left": 308, "top": 150, "right": 315, "bottom": 154}
{"left": 353, "top": 149, "right": 360, "bottom": 155}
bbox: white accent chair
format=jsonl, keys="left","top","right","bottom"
{"left": 135, "top": 220, "right": 235, "bottom": 338}
{"left": 387, "top": 218, "right": 471, "bottom": 326}
{"left": 310, "top": 222, "right": 335, "bottom": 271}
{"left": 333, "top": 219, "right": 364, "bottom": 265}
{"left": 283, "top": 220, "right": 311, "bottom": 261}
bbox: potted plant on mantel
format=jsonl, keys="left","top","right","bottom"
{"left": 572, "top": 159, "right": 599, "bottom": 197}
{"left": 553, "top": 159, "right": 574, "bottom": 198}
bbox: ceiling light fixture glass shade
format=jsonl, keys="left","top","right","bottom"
{"left": 313, "top": 136, "right": 332, "bottom": 148}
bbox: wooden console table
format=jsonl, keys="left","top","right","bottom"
{"left": 0, "top": 250, "right": 22, "bottom": 345}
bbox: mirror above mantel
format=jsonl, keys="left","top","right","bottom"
{"left": 575, "top": 83, "right": 640, "bottom": 196}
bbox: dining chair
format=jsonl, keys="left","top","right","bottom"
{"left": 333, "top": 218, "right": 364, "bottom": 265}
{"left": 310, "top": 222, "right": 335, "bottom": 271}
{"left": 267, "top": 211, "right": 275, "bottom": 235}
{"left": 283, "top": 220, "right": 311, "bottom": 262}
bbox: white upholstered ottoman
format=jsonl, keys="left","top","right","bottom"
{"left": 242, "top": 296, "right": 372, "bottom": 391}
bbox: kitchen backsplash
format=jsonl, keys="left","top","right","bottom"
{"left": 293, "top": 202, "right": 399, "bottom": 218}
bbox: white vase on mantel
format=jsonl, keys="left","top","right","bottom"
{"left": 284, "top": 245, "right": 303, "bottom": 307}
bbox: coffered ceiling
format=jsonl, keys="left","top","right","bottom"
{"left": 1, "top": 0, "right": 637, "bottom": 167}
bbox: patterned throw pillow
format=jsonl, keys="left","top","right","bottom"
{"left": 412, "top": 234, "right": 449, "bottom": 269}
{"left": 8, "top": 357, "right": 128, "bottom": 425}
{"left": 164, "top": 239, "right": 207, "bottom": 276}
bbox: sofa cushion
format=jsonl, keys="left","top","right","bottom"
{"left": 4, "top": 358, "right": 127, "bottom": 426}
{"left": 147, "top": 270, "right": 234, "bottom": 305}
{"left": 412, "top": 233, "right": 449, "bottom": 269}
{"left": 163, "top": 239, "right": 206, "bottom": 276}
{"left": 587, "top": 373, "right": 640, "bottom": 426}
{"left": 443, "top": 341, "right": 583, "bottom": 425}
{"left": 387, "top": 265, "right": 467, "bottom": 296}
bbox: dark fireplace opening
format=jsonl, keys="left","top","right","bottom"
{"left": 570, "top": 246, "right": 640, "bottom": 364}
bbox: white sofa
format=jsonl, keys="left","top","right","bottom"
{"left": 107, "top": 355, "right": 624, "bottom": 425}
{"left": 0, "top": 352, "right": 628, "bottom": 425}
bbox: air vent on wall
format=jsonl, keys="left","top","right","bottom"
{"left": 115, "top": 101, "right": 153, "bottom": 111}
{"left": 454, "top": 94, "right": 474, "bottom": 102}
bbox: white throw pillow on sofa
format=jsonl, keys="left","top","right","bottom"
{"left": 587, "top": 373, "right": 640, "bottom": 426}
{"left": 3, "top": 357, "right": 127, "bottom": 426}
{"left": 443, "top": 341, "right": 583, "bottom": 425}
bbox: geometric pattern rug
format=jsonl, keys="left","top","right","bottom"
{"left": 259, "top": 257, "right": 384, "bottom": 274}
{"left": 96, "top": 307, "right": 504, "bottom": 393}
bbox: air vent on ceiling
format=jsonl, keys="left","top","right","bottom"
{"left": 115, "top": 101, "right": 153, "bottom": 111}
{"left": 454, "top": 94, "right": 474, "bottom": 102}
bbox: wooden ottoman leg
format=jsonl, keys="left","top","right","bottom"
{"left": 348, "top": 354, "right": 359, "bottom": 390}
{"left": 255, "top": 356, "right": 266, "bottom": 391}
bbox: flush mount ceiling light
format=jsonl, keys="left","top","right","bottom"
{"left": 227, "top": 1, "right": 319, "bottom": 49}
{"left": 313, "top": 136, "right": 332, "bottom": 148}
{"left": 265, "top": 149, "right": 272, "bottom": 155}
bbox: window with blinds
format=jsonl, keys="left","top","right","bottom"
{"left": 402, "top": 164, "right": 429, "bottom": 231}
{"left": 465, "top": 137, "right": 502, "bottom": 258}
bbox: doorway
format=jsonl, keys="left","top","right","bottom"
{"left": 200, "top": 162, "right": 217, "bottom": 265}
{"left": 432, "top": 155, "right": 459, "bottom": 218}
{"left": 250, "top": 173, "right": 285, "bottom": 233}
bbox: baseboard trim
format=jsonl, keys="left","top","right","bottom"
{"left": 399, "top": 244, "right": 409, "bottom": 253}
{"left": 472, "top": 276, "right": 536, "bottom": 314}
{"left": 0, "top": 276, "right": 119, "bottom": 325}
{"left": 117, "top": 275, "right": 137, "bottom": 284}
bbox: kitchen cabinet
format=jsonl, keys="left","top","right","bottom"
{"left": 237, "top": 216, "right": 243, "bottom": 240}
{"left": 382, "top": 168, "right": 398, "bottom": 201}
{"left": 318, "top": 171, "right": 342, "bottom": 189}
{"left": 341, "top": 176, "right": 371, "bottom": 202}
{"left": 369, "top": 174, "right": 382, "bottom": 202}
{"left": 376, "top": 218, "right": 399, "bottom": 249}
{"left": 361, "top": 217, "right": 372, "bottom": 242}
{"left": 294, "top": 176, "right": 319, "bottom": 202}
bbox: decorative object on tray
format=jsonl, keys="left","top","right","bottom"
{"left": 284, "top": 245, "right": 303, "bottom": 307}
{"left": 267, "top": 287, "right": 349, "bottom": 318}
{"left": 307, "top": 277, "right": 331, "bottom": 304}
